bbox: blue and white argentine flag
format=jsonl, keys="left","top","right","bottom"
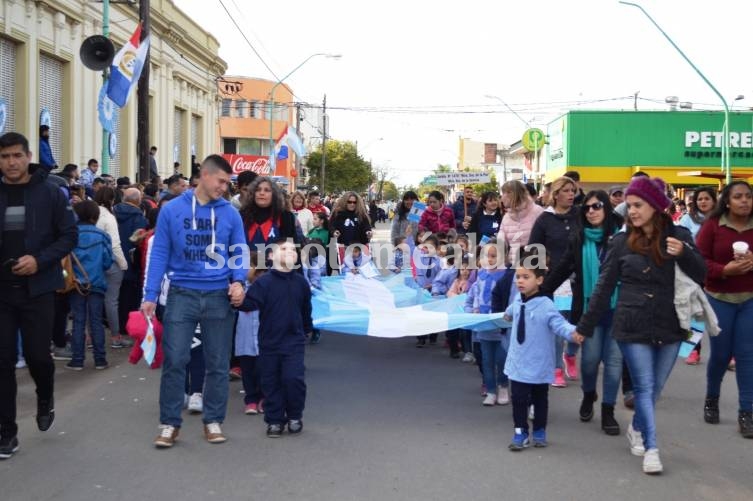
{"left": 312, "top": 273, "right": 511, "bottom": 338}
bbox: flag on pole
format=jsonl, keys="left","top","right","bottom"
{"left": 107, "top": 23, "right": 150, "bottom": 108}
{"left": 276, "top": 125, "right": 308, "bottom": 158}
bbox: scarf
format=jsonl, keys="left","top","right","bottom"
{"left": 582, "top": 227, "right": 617, "bottom": 311}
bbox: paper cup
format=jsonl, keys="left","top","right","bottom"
{"left": 732, "top": 241, "right": 749, "bottom": 255}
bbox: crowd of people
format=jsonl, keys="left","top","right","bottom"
{"left": 1, "top": 131, "right": 751, "bottom": 476}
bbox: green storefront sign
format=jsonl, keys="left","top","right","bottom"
{"left": 546, "top": 110, "right": 753, "bottom": 184}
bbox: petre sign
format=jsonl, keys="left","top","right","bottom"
{"left": 435, "top": 172, "right": 491, "bottom": 185}
{"left": 685, "top": 130, "right": 753, "bottom": 149}
{"left": 222, "top": 154, "right": 271, "bottom": 175}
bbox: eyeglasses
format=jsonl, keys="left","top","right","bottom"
{"left": 584, "top": 202, "right": 605, "bottom": 212}
{"left": 347, "top": 200, "right": 357, "bottom": 204}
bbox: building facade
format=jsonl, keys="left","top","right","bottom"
{"left": 545, "top": 110, "right": 753, "bottom": 188}
{"left": 0, "top": 0, "right": 226, "bottom": 180}
{"left": 217, "top": 76, "right": 298, "bottom": 186}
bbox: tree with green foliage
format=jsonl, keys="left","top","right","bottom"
{"left": 381, "top": 180, "right": 399, "bottom": 201}
{"left": 305, "top": 140, "right": 373, "bottom": 194}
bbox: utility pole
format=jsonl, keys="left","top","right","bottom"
{"left": 100, "top": 0, "right": 110, "bottom": 174}
{"left": 321, "top": 94, "right": 327, "bottom": 194}
{"left": 137, "top": 0, "right": 150, "bottom": 183}
{"left": 634, "top": 90, "right": 640, "bottom": 111}
{"left": 295, "top": 102, "right": 302, "bottom": 188}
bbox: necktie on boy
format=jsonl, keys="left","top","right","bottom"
{"left": 517, "top": 303, "right": 526, "bottom": 344}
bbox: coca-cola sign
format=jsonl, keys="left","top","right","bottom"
{"left": 223, "top": 154, "right": 271, "bottom": 175}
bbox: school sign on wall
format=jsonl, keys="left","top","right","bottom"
{"left": 545, "top": 110, "right": 753, "bottom": 185}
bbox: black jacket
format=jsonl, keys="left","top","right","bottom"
{"left": 491, "top": 265, "right": 516, "bottom": 314}
{"left": 240, "top": 269, "right": 313, "bottom": 354}
{"left": 113, "top": 202, "right": 147, "bottom": 282}
{"left": 576, "top": 225, "right": 706, "bottom": 345}
{"left": 541, "top": 229, "right": 613, "bottom": 324}
{"left": 0, "top": 164, "right": 77, "bottom": 297}
{"left": 527, "top": 207, "right": 580, "bottom": 270}
{"left": 331, "top": 210, "right": 371, "bottom": 245}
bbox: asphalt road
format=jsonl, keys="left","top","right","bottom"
{"left": 1, "top": 222, "right": 751, "bottom": 501}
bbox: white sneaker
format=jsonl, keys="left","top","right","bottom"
{"left": 497, "top": 386, "right": 510, "bottom": 405}
{"left": 15, "top": 358, "right": 26, "bottom": 369}
{"left": 528, "top": 404, "right": 535, "bottom": 421}
{"left": 482, "top": 393, "right": 497, "bottom": 406}
{"left": 188, "top": 393, "right": 203, "bottom": 414}
{"left": 627, "top": 423, "right": 645, "bottom": 456}
{"left": 642, "top": 448, "right": 663, "bottom": 474}
{"left": 461, "top": 353, "right": 473, "bottom": 363}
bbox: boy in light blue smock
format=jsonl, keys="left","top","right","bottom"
{"left": 504, "top": 251, "right": 584, "bottom": 451}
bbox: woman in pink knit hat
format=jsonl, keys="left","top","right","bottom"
{"left": 574, "top": 176, "right": 706, "bottom": 475}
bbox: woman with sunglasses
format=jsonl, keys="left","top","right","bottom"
{"left": 331, "top": 191, "right": 372, "bottom": 247}
{"left": 528, "top": 176, "right": 580, "bottom": 387}
{"left": 542, "top": 190, "right": 624, "bottom": 436}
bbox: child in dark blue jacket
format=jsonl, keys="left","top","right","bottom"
{"left": 67, "top": 201, "right": 113, "bottom": 370}
{"left": 236, "top": 240, "right": 313, "bottom": 437}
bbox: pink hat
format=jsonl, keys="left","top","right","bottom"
{"left": 624, "top": 177, "right": 671, "bottom": 212}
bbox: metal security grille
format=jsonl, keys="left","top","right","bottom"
{"left": 109, "top": 113, "right": 121, "bottom": 178}
{"left": 0, "top": 38, "right": 16, "bottom": 133}
{"left": 39, "top": 54, "right": 64, "bottom": 163}
{"left": 191, "top": 114, "right": 199, "bottom": 159}
{"left": 174, "top": 108, "right": 184, "bottom": 168}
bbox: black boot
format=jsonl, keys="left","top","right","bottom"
{"left": 704, "top": 397, "right": 720, "bottom": 424}
{"left": 739, "top": 411, "right": 753, "bottom": 438}
{"left": 601, "top": 403, "right": 620, "bottom": 436}
{"left": 579, "top": 391, "right": 598, "bottom": 422}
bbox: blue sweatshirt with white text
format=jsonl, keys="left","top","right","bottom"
{"left": 143, "top": 189, "right": 248, "bottom": 302}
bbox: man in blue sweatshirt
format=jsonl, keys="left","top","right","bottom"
{"left": 142, "top": 155, "right": 248, "bottom": 448}
{"left": 233, "top": 240, "right": 313, "bottom": 438}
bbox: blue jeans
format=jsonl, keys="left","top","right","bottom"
{"left": 706, "top": 295, "right": 753, "bottom": 412}
{"left": 70, "top": 292, "right": 106, "bottom": 365}
{"left": 581, "top": 323, "right": 622, "bottom": 405}
{"left": 619, "top": 341, "right": 681, "bottom": 451}
{"left": 480, "top": 337, "right": 509, "bottom": 391}
{"left": 159, "top": 286, "right": 234, "bottom": 427}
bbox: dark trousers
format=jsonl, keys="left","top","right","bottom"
{"left": 259, "top": 347, "right": 306, "bottom": 425}
{"left": 52, "top": 292, "right": 70, "bottom": 348}
{"left": 118, "top": 279, "right": 141, "bottom": 337}
{"left": 185, "top": 344, "right": 205, "bottom": 395}
{"left": 239, "top": 355, "right": 262, "bottom": 405}
{"left": 622, "top": 360, "right": 633, "bottom": 394}
{"left": 460, "top": 329, "right": 472, "bottom": 353}
{"left": 0, "top": 288, "right": 55, "bottom": 439}
{"left": 511, "top": 380, "right": 549, "bottom": 432}
{"left": 446, "top": 329, "right": 461, "bottom": 355}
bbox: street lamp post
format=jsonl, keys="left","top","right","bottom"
{"left": 267, "top": 53, "right": 341, "bottom": 175}
{"left": 485, "top": 94, "right": 535, "bottom": 183}
{"left": 619, "top": 1, "right": 731, "bottom": 183}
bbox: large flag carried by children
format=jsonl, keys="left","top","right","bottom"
{"left": 107, "top": 23, "right": 150, "bottom": 108}
{"left": 312, "top": 273, "right": 510, "bottom": 337}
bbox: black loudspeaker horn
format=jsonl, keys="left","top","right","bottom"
{"left": 80, "top": 35, "right": 115, "bottom": 71}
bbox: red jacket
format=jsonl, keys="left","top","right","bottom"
{"left": 696, "top": 215, "right": 753, "bottom": 294}
{"left": 418, "top": 206, "right": 455, "bottom": 234}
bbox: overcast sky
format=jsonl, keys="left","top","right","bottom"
{"left": 174, "top": 0, "right": 753, "bottom": 187}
